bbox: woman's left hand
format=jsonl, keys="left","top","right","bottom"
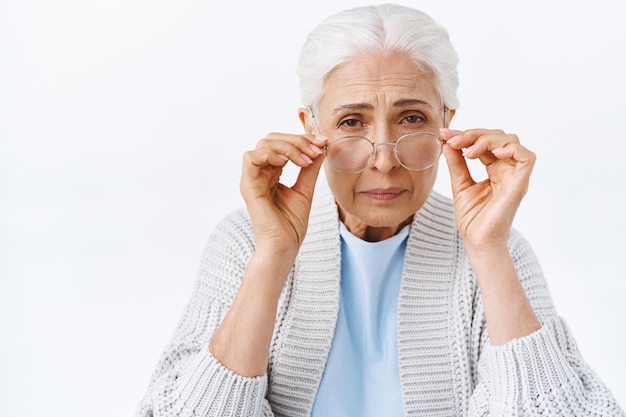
{"left": 440, "top": 128, "right": 536, "bottom": 252}
{"left": 440, "top": 128, "right": 542, "bottom": 344}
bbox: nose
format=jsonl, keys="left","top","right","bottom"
{"left": 371, "top": 142, "right": 399, "bottom": 173}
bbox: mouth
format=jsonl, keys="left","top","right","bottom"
{"left": 360, "top": 187, "right": 407, "bottom": 201}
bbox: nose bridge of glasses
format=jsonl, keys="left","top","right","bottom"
{"left": 373, "top": 141, "right": 397, "bottom": 149}
{"left": 325, "top": 132, "right": 442, "bottom": 174}
{"left": 372, "top": 140, "right": 398, "bottom": 161}
{"left": 371, "top": 140, "right": 401, "bottom": 170}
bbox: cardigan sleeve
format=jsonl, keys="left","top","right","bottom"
{"left": 136, "top": 209, "right": 275, "bottom": 417}
{"left": 468, "top": 230, "right": 625, "bottom": 416}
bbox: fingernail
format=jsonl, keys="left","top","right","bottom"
{"left": 446, "top": 135, "right": 462, "bottom": 144}
{"left": 314, "top": 135, "right": 327, "bottom": 142}
{"left": 491, "top": 147, "right": 505, "bottom": 155}
{"left": 462, "top": 146, "right": 473, "bottom": 156}
{"left": 277, "top": 154, "right": 289, "bottom": 161}
{"left": 301, "top": 153, "right": 313, "bottom": 163}
{"left": 309, "top": 144, "right": 323, "bottom": 155}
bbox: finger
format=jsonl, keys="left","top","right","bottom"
{"left": 442, "top": 142, "right": 475, "bottom": 194}
{"left": 439, "top": 128, "right": 464, "bottom": 141}
{"left": 241, "top": 134, "right": 328, "bottom": 199}
{"left": 242, "top": 148, "right": 289, "bottom": 178}
{"left": 442, "top": 129, "right": 494, "bottom": 166}
{"left": 258, "top": 133, "right": 327, "bottom": 166}
{"left": 443, "top": 128, "right": 504, "bottom": 146}
{"left": 491, "top": 143, "right": 536, "bottom": 166}
{"left": 291, "top": 152, "right": 325, "bottom": 199}
{"left": 463, "top": 132, "right": 518, "bottom": 158}
{"left": 253, "top": 139, "right": 314, "bottom": 167}
{"left": 240, "top": 146, "right": 291, "bottom": 201}
{"left": 446, "top": 130, "right": 522, "bottom": 166}
{"left": 240, "top": 150, "right": 284, "bottom": 202}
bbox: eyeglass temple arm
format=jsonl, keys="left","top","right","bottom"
{"left": 309, "top": 107, "right": 323, "bottom": 136}
{"left": 442, "top": 106, "right": 450, "bottom": 143}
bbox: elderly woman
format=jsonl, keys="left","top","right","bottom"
{"left": 137, "top": 4, "right": 623, "bottom": 417}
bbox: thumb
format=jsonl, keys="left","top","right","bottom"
{"left": 292, "top": 154, "right": 325, "bottom": 200}
{"left": 442, "top": 144, "right": 474, "bottom": 195}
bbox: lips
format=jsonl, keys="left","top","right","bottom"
{"left": 360, "top": 187, "right": 407, "bottom": 201}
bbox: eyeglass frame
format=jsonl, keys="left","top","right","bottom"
{"left": 323, "top": 132, "right": 445, "bottom": 174}
{"left": 309, "top": 106, "right": 449, "bottom": 175}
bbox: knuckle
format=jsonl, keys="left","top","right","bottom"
{"left": 256, "top": 138, "right": 271, "bottom": 149}
{"left": 243, "top": 148, "right": 269, "bottom": 166}
{"left": 461, "top": 130, "right": 475, "bottom": 140}
{"left": 506, "top": 133, "right": 520, "bottom": 143}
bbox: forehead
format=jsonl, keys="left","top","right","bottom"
{"left": 318, "top": 52, "right": 440, "bottom": 112}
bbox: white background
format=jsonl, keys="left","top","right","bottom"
{"left": 1, "top": 0, "right": 624, "bottom": 415}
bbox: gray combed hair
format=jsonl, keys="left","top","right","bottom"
{"left": 297, "top": 4, "right": 460, "bottom": 110}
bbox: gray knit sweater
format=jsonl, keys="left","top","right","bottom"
{"left": 137, "top": 184, "right": 624, "bottom": 416}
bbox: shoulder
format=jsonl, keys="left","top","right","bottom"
{"left": 205, "top": 208, "right": 255, "bottom": 259}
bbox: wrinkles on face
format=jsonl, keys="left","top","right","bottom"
{"left": 316, "top": 52, "right": 446, "bottom": 241}
{"left": 327, "top": 78, "right": 436, "bottom": 116}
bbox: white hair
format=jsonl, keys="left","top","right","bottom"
{"left": 297, "top": 4, "right": 460, "bottom": 111}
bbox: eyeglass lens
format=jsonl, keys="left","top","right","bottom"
{"left": 326, "top": 132, "right": 442, "bottom": 174}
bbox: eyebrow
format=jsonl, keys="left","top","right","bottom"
{"left": 393, "top": 99, "right": 433, "bottom": 109}
{"left": 331, "top": 99, "right": 433, "bottom": 115}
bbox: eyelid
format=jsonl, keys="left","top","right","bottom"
{"left": 337, "top": 116, "right": 365, "bottom": 128}
{"left": 401, "top": 109, "right": 427, "bottom": 118}
{"left": 403, "top": 109, "right": 432, "bottom": 123}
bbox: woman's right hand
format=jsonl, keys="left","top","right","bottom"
{"left": 240, "top": 132, "right": 327, "bottom": 260}
{"left": 209, "top": 133, "right": 326, "bottom": 378}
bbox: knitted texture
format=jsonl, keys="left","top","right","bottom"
{"left": 137, "top": 184, "right": 624, "bottom": 417}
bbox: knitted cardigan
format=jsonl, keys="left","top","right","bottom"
{"left": 137, "top": 184, "right": 624, "bottom": 417}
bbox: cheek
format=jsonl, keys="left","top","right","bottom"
{"left": 408, "top": 165, "right": 439, "bottom": 199}
{"left": 414, "top": 164, "right": 438, "bottom": 183}
{"left": 324, "top": 164, "right": 357, "bottom": 202}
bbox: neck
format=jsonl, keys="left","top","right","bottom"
{"left": 340, "top": 209, "right": 413, "bottom": 242}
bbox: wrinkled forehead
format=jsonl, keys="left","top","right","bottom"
{"left": 317, "top": 52, "right": 442, "bottom": 114}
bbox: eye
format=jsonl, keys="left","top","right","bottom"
{"left": 339, "top": 118, "right": 362, "bottom": 128}
{"left": 403, "top": 114, "right": 427, "bottom": 124}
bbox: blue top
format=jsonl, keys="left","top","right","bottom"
{"left": 311, "top": 222, "right": 409, "bottom": 417}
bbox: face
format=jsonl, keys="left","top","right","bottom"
{"left": 301, "top": 52, "right": 453, "bottom": 241}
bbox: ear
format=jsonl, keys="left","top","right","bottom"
{"left": 445, "top": 108, "right": 456, "bottom": 128}
{"left": 298, "top": 107, "right": 317, "bottom": 134}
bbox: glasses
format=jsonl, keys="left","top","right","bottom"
{"left": 323, "top": 132, "right": 445, "bottom": 174}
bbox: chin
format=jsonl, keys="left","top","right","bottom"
{"left": 361, "top": 210, "right": 414, "bottom": 228}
